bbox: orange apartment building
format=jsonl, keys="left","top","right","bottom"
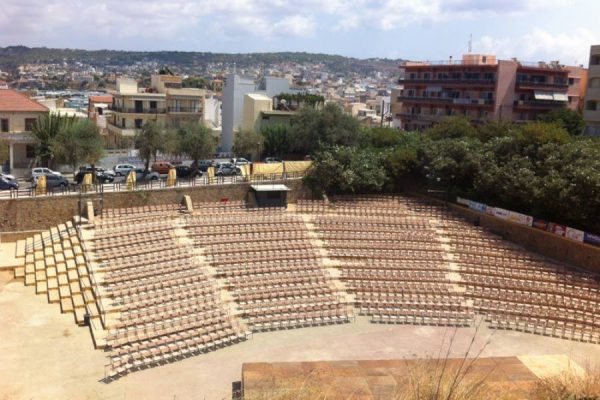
{"left": 394, "top": 54, "right": 587, "bottom": 131}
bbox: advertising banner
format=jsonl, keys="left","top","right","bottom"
{"left": 584, "top": 232, "right": 600, "bottom": 247}
{"left": 532, "top": 218, "right": 549, "bottom": 230}
{"left": 485, "top": 207, "right": 495, "bottom": 216}
{"left": 468, "top": 200, "right": 487, "bottom": 213}
{"left": 547, "top": 222, "right": 567, "bottom": 237}
{"left": 493, "top": 207, "right": 510, "bottom": 219}
{"left": 565, "top": 227, "right": 585, "bottom": 242}
{"left": 456, "top": 197, "right": 470, "bottom": 206}
{"left": 507, "top": 211, "right": 533, "bottom": 226}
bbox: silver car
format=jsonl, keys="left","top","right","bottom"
{"left": 30, "top": 167, "right": 62, "bottom": 181}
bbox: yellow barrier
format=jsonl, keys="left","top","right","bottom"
{"left": 35, "top": 175, "right": 47, "bottom": 196}
{"left": 126, "top": 170, "right": 136, "bottom": 190}
{"left": 82, "top": 173, "right": 93, "bottom": 193}
{"left": 284, "top": 160, "right": 313, "bottom": 174}
{"left": 239, "top": 164, "right": 251, "bottom": 178}
{"left": 253, "top": 163, "right": 284, "bottom": 176}
{"left": 166, "top": 168, "right": 177, "bottom": 187}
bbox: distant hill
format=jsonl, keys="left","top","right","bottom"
{"left": 0, "top": 46, "right": 403, "bottom": 75}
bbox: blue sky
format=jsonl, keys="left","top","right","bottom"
{"left": 0, "top": 0, "right": 598, "bottom": 65}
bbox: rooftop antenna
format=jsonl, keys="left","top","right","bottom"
{"left": 468, "top": 34, "right": 472, "bottom": 54}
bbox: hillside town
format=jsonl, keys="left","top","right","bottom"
{"left": 1, "top": 46, "right": 599, "bottom": 179}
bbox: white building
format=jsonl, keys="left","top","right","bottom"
{"left": 221, "top": 74, "right": 303, "bottom": 152}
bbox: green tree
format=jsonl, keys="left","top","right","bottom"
{"left": 368, "top": 127, "right": 404, "bottom": 148}
{"left": 31, "top": 113, "right": 76, "bottom": 167}
{"left": 288, "top": 103, "right": 363, "bottom": 155}
{"left": 135, "top": 121, "right": 167, "bottom": 174}
{"left": 175, "top": 122, "right": 215, "bottom": 173}
{"left": 476, "top": 120, "right": 516, "bottom": 142}
{"left": 384, "top": 132, "right": 423, "bottom": 187}
{"left": 260, "top": 124, "right": 289, "bottom": 157}
{"left": 538, "top": 108, "right": 584, "bottom": 136}
{"left": 52, "top": 119, "right": 105, "bottom": 173}
{"left": 305, "top": 146, "right": 389, "bottom": 195}
{"left": 0, "top": 139, "right": 9, "bottom": 169}
{"left": 420, "top": 137, "right": 483, "bottom": 194}
{"left": 424, "top": 117, "right": 478, "bottom": 140}
{"left": 233, "top": 129, "right": 264, "bottom": 161}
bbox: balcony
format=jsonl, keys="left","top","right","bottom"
{"left": 513, "top": 100, "right": 567, "bottom": 109}
{"left": 515, "top": 80, "right": 568, "bottom": 89}
{"left": 107, "top": 122, "right": 136, "bottom": 137}
{"left": 168, "top": 107, "right": 203, "bottom": 113}
{"left": 109, "top": 106, "right": 167, "bottom": 114}
{"left": 399, "top": 77, "right": 495, "bottom": 86}
{"left": 398, "top": 96, "right": 494, "bottom": 106}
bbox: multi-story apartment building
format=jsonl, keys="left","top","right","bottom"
{"left": 394, "top": 54, "right": 586, "bottom": 131}
{"left": 584, "top": 45, "right": 600, "bottom": 136}
{"left": 0, "top": 88, "right": 49, "bottom": 176}
{"left": 107, "top": 74, "right": 205, "bottom": 147}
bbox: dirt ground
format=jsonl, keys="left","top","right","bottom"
{"left": 2, "top": 277, "right": 600, "bottom": 400}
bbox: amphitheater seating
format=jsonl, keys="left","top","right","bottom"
{"left": 185, "top": 208, "right": 352, "bottom": 332}
{"left": 14, "top": 195, "right": 600, "bottom": 382}
{"left": 304, "top": 196, "right": 474, "bottom": 327}
{"left": 84, "top": 205, "right": 249, "bottom": 380}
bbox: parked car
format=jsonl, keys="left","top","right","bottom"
{"left": 0, "top": 172, "right": 16, "bottom": 181}
{"left": 113, "top": 164, "right": 136, "bottom": 177}
{"left": 74, "top": 166, "right": 115, "bottom": 184}
{"left": 175, "top": 165, "right": 202, "bottom": 179}
{"left": 231, "top": 157, "right": 251, "bottom": 166}
{"left": 0, "top": 177, "right": 18, "bottom": 190}
{"left": 30, "top": 167, "right": 62, "bottom": 181}
{"left": 215, "top": 163, "right": 241, "bottom": 176}
{"left": 33, "top": 174, "right": 69, "bottom": 189}
{"left": 263, "top": 157, "right": 282, "bottom": 163}
{"left": 151, "top": 161, "right": 174, "bottom": 174}
{"left": 196, "top": 160, "right": 214, "bottom": 172}
{"left": 134, "top": 168, "right": 160, "bottom": 181}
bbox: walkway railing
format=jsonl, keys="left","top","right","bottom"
{"left": 0, "top": 172, "right": 306, "bottom": 200}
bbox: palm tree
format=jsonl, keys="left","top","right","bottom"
{"left": 31, "top": 113, "right": 75, "bottom": 168}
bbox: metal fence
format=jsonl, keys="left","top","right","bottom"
{"left": 0, "top": 172, "right": 305, "bottom": 200}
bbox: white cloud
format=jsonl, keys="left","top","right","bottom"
{"left": 274, "top": 15, "right": 316, "bottom": 37}
{"left": 475, "top": 27, "right": 598, "bottom": 65}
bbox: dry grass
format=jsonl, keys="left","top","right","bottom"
{"left": 532, "top": 363, "right": 600, "bottom": 400}
{"left": 244, "top": 324, "right": 521, "bottom": 400}
{"left": 393, "top": 324, "right": 515, "bottom": 400}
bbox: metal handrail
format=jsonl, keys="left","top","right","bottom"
{"left": 0, "top": 173, "right": 306, "bottom": 200}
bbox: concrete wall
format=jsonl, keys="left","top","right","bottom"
{"left": 446, "top": 202, "right": 600, "bottom": 273}
{"left": 0, "top": 179, "right": 312, "bottom": 233}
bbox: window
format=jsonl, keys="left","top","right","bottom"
{"left": 149, "top": 101, "right": 157, "bottom": 111}
{"left": 26, "top": 145, "right": 35, "bottom": 158}
{"left": 1, "top": 118, "right": 8, "bottom": 132}
{"left": 122, "top": 118, "right": 126, "bottom": 128}
{"left": 568, "top": 78, "right": 575, "bottom": 85}
{"left": 591, "top": 55, "right": 600, "bottom": 66}
{"left": 134, "top": 119, "right": 143, "bottom": 129}
{"left": 24, "top": 118, "right": 36, "bottom": 132}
